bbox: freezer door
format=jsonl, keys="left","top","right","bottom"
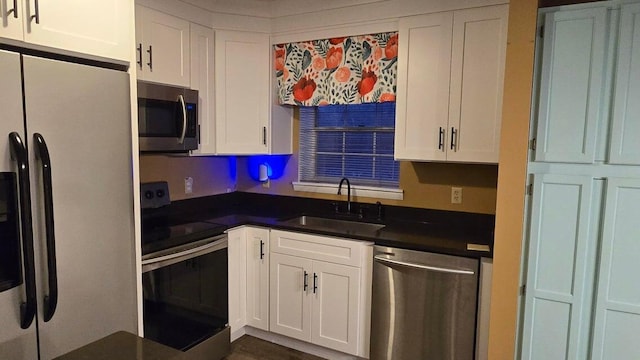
{"left": 0, "top": 50, "right": 39, "bottom": 360}
{"left": 22, "top": 55, "right": 137, "bottom": 360}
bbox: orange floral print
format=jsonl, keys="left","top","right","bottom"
{"left": 312, "top": 57, "right": 325, "bottom": 71}
{"left": 325, "top": 47, "right": 342, "bottom": 69}
{"left": 380, "top": 93, "right": 396, "bottom": 102}
{"left": 357, "top": 70, "right": 377, "bottom": 95}
{"left": 374, "top": 47, "right": 383, "bottom": 61}
{"left": 275, "top": 48, "right": 285, "bottom": 71}
{"left": 385, "top": 34, "right": 398, "bottom": 59}
{"left": 292, "top": 77, "right": 316, "bottom": 102}
{"left": 335, "top": 67, "right": 351, "bottom": 82}
{"left": 329, "top": 37, "right": 346, "bottom": 45}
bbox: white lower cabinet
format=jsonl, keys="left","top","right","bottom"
{"left": 246, "top": 227, "right": 270, "bottom": 331}
{"left": 227, "top": 227, "right": 247, "bottom": 336}
{"left": 269, "top": 230, "right": 372, "bottom": 357}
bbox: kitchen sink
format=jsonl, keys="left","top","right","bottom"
{"left": 280, "top": 215, "right": 385, "bottom": 234}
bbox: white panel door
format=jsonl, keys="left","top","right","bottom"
{"left": 246, "top": 227, "right": 270, "bottom": 331}
{"left": 23, "top": 0, "right": 131, "bottom": 61}
{"left": 534, "top": 7, "right": 608, "bottom": 163}
{"left": 311, "top": 261, "right": 360, "bottom": 356}
{"left": 447, "top": 5, "right": 508, "bottom": 163}
{"left": 609, "top": 3, "right": 640, "bottom": 165}
{"left": 215, "top": 30, "right": 269, "bottom": 154}
{"left": 591, "top": 178, "right": 640, "bottom": 360}
{"left": 227, "top": 228, "right": 247, "bottom": 334}
{"left": 189, "top": 24, "right": 216, "bottom": 155}
{"left": 269, "top": 253, "right": 311, "bottom": 341}
{"left": 0, "top": 0, "right": 23, "bottom": 40}
{"left": 394, "top": 12, "right": 452, "bottom": 161}
{"left": 521, "top": 174, "right": 599, "bottom": 360}
{"left": 136, "top": 5, "right": 190, "bottom": 87}
{"left": 0, "top": 49, "right": 38, "bottom": 360}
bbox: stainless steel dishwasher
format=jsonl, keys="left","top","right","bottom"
{"left": 370, "top": 245, "right": 479, "bottom": 360}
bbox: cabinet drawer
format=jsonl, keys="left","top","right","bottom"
{"left": 270, "top": 230, "right": 370, "bottom": 267}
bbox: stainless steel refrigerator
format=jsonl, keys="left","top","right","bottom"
{"left": 0, "top": 49, "right": 136, "bottom": 359}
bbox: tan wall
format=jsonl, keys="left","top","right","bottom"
{"left": 238, "top": 109, "right": 499, "bottom": 214}
{"left": 488, "top": 0, "right": 537, "bottom": 358}
{"left": 139, "top": 155, "right": 236, "bottom": 201}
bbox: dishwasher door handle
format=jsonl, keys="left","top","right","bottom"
{"left": 374, "top": 255, "right": 475, "bottom": 275}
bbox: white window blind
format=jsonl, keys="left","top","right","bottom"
{"left": 299, "top": 103, "right": 400, "bottom": 188}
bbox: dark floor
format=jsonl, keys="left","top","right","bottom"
{"left": 224, "top": 335, "right": 326, "bottom": 360}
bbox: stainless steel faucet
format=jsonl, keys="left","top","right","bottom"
{"left": 337, "top": 177, "right": 351, "bottom": 214}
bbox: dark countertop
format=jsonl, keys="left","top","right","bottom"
{"left": 54, "top": 331, "right": 182, "bottom": 360}
{"left": 202, "top": 213, "right": 493, "bottom": 258}
{"left": 144, "top": 193, "right": 495, "bottom": 259}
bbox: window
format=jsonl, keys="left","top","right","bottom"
{"left": 299, "top": 103, "right": 400, "bottom": 188}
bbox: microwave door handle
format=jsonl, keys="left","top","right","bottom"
{"left": 177, "top": 94, "right": 187, "bottom": 145}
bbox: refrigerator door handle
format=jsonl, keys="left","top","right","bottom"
{"left": 34, "top": 133, "right": 58, "bottom": 322}
{"left": 8, "top": 132, "right": 37, "bottom": 329}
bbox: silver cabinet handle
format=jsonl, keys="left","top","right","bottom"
{"left": 146, "top": 45, "right": 153, "bottom": 70}
{"left": 31, "top": 0, "right": 40, "bottom": 24}
{"left": 450, "top": 127, "right": 457, "bottom": 151}
{"left": 177, "top": 94, "right": 187, "bottom": 144}
{"left": 136, "top": 44, "right": 143, "bottom": 70}
{"left": 8, "top": 0, "right": 18, "bottom": 18}
{"left": 374, "top": 255, "right": 475, "bottom": 275}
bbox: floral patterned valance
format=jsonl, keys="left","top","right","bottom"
{"left": 275, "top": 32, "right": 398, "bottom": 106}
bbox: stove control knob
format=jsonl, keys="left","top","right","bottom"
{"left": 144, "top": 190, "right": 154, "bottom": 199}
{"left": 156, "top": 189, "right": 165, "bottom": 198}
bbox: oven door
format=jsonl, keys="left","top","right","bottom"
{"left": 142, "top": 235, "right": 229, "bottom": 359}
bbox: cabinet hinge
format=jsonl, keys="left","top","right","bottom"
{"left": 530, "top": 138, "right": 537, "bottom": 151}
{"left": 526, "top": 184, "right": 533, "bottom": 196}
{"left": 539, "top": 25, "right": 545, "bottom": 38}
{"left": 520, "top": 284, "right": 527, "bottom": 296}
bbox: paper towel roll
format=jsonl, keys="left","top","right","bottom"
{"left": 259, "top": 163, "right": 269, "bottom": 182}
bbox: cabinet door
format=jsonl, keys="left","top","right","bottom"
{"left": 534, "top": 7, "right": 608, "bottom": 163}
{"left": 189, "top": 24, "right": 216, "bottom": 155}
{"left": 521, "top": 174, "right": 599, "bottom": 360}
{"left": 394, "top": 12, "right": 452, "bottom": 161}
{"left": 227, "top": 228, "right": 247, "bottom": 335}
{"left": 215, "top": 30, "right": 269, "bottom": 154}
{"left": 246, "top": 227, "right": 270, "bottom": 331}
{"left": 447, "top": 5, "right": 507, "bottom": 163}
{"left": 136, "top": 6, "right": 190, "bottom": 87}
{"left": 23, "top": 0, "right": 131, "bottom": 61}
{"left": 269, "top": 253, "right": 312, "bottom": 341}
{"left": 0, "top": 0, "right": 23, "bottom": 41}
{"left": 609, "top": 3, "right": 640, "bottom": 165}
{"left": 591, "top": 178, "right": 640, "bottom": 359}
{"left": 311, "top": 261, "right": 361, "bottom": 356}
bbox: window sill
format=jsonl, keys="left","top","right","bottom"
{"left": 292, "top": 182, "right": 404, "bottom": 201}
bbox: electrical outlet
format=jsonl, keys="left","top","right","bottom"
{"left": 451, "top": 187, "right": 462, "bottom": 204}
{"left": 185, "top": 177, "right": 193, "bottom": 194}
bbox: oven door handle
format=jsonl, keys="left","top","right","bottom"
{"left": 142, "top": 236, "right": 227, "bottom": 273}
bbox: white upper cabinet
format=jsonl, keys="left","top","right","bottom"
{"left": 0, "top": 0, "right": 131, "bottom": 61}
{"left": 395, "top": 5, "right": 507, "bottom": 163}
{"left": 609, "top": 3, "right": 640, "bottom": 165}
{"left": 534, "top": 6, "right": 608, "bottom": 164}
{"left": 215, "top": 30, "right": 270, "bottom": 154}
{"left": 394, "top": 12, "right": 452, "bottom": 162}
{"left": 135, "top": 5, "right": 190, "bottom": 87}
{"left": 189, "top": 23, "right": 216, "bottom": 156}
{"left": 447, "top": 6, "right": 508, "bottom": 163}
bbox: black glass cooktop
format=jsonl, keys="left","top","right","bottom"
{"left": 142, "top": 221, "right": 227, "bottom": 256}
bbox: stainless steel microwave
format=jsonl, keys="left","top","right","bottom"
{"left": 138, "top": 81, "right": 198, "bottom": 152}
